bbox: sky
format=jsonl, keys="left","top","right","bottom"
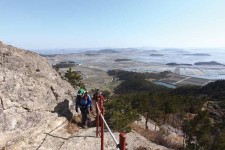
{"left": 0, "top": 0, "right": 225, "bottom": 50}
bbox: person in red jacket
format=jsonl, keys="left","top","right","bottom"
{"left": 92, "top": 89, "right": 105, "bottom": 119}
{"left": 93, "top": 89, "right": 104, "bottom": 103}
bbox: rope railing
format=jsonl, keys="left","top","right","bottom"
{"left": 96, "top": 100, "right": 126, "bottom": 150}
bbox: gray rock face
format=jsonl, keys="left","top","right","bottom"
{"left": 0, "top": 42, "right": 75, "bottom": 149}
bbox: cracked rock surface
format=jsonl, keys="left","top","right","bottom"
{"left": 0, "top": 42, "right": 75, "bottom": 149}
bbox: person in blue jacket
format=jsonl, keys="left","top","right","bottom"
{"left": 75, "top": 88, "right": 92, "bottom": 128}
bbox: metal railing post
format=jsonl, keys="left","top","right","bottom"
{"left": 96, "top": 99, "right": 99, "bottom": 137}
{"left": 99, "top": 99, "right": 102, "bottom": 125}
{"left": 96, "top": 102, "right": 120, "bottom": 150}
{"left": 101, "top": 107, "right": 105, "bottom": 150}
{"left": 119, "top": 131, "right": 126, "bottom": 150}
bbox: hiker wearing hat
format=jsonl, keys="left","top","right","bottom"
{"left": 75, "top": 88, "right": 92, "bottom": 128}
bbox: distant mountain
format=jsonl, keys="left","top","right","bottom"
{"left": 97, "top": 49, "right": 120, "bottom": 53}
{"left": 194, "top": 61, "right": 223, "bottom": 66}
{"left": 184, "top": 53, "right": 211, "bottom": 56}
{"left": 84, "top": 53, "right": 100, "bottom": 56}
{"left": 150, "top": 54, "right": 164, "bottom": 57}
{"left": 166, "top": 62, "right": 192, "bottom": 66}
{"left": 141, "top": 50, "right": 158, "bottom": 53}
{"left": 39, "top": 54, "right": 58, "bottom": 57}
{"left": 34, "top": 48, "right": 91, "bottom": 55}
{"left": 114, "top": 59, "right": 132, "bottom": 62}
{"left": 160, "top": 48, "right": 187, "bottom": 53}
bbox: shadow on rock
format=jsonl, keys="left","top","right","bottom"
{"left": 54, "top": 99, "right": 73, "bottom": 121}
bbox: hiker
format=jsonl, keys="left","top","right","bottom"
{"left": 92, "top": 89, "right": 105, "bottom": 115}
{"left": 92, "top": 89, "right": 105, "bottom": 126}
{"left": 75, "top": 88, "right": 92, "bottom": 128}
{"left": 93, "top": 89, "right": 105, "bottom": 103}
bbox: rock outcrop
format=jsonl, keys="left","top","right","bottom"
{"left": 0, "top": 42, "right": 75, "bottom": 149}
{"left": 0, "top": 42, "right": 171, "bottom": 150}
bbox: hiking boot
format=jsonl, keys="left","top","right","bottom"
{"left": 82, "top": 125, "right": 88, "bottom": 129}
{"left": 87, "top": 119, "right": 91, "bottom": 127}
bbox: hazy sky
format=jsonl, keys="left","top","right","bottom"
{"left": 0, "top": 0, "right": 225, "bottom": 49}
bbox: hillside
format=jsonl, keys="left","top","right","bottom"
{"left": 106, "top": 70, "right": 225, "bottom": 149}
{"left": 0, "top": 42, "right": 172, "bottom": 150}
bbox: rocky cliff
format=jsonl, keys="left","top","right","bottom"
{"left": 0, "top": 42, "right": 172, "bottom": 150}
{"left": 0, "top": 42, "right": 75, "bottom": 149}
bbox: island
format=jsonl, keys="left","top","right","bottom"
{"left": 114, "top": 59, "right": 132, "bottom": 62}
{"left": 85, "top": 53, "right": 99, "bottom": 56}
{"left": 194, "top": 61, "right": 223, "bottom": 65}
{"left": 166, "top": 62, "right": 192, "bottom": 66}
{"left": 184, "top": 53, "right": 211, "bottom": 56}
{"left": 150, "top": 54, "right": 164, "bottom": 57}
{"left": 97, "top": 49, "right": 120, "bottom": 53}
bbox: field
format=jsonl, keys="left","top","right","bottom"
{"left": 59, "top": 65, "right": 119, "bottom": 92}
{"left": 44, "top": 51, "right": 225, "bottom": 89}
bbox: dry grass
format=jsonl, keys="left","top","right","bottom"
{"left": 131, "top": 123, "right": 183, "bottom": 149}
{"left": 66, "top": 111, "right": 97, "bottom": 134}
{"left": 134, "top": 146, "right": 150, "bottom": 150}
{"left": 71, "top": 114, "right": 82, "bottom": 124}
{"left": 66, "top": 115, "right": 81, "bottom": 134}
{"left": 66, "top": 122, "right": 79, "bottom": 134}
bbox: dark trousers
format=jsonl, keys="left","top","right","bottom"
{"left": 80, "top": 106, "right": 89, "bottom": 126}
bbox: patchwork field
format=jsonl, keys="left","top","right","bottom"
{"left": 44, "top": 51, "right": 225, "bottom": 89}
